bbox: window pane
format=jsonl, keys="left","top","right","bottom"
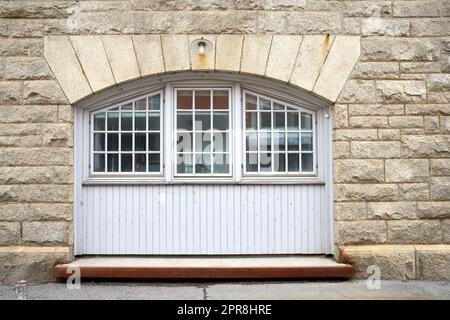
{"left": 246, "top": 133, "right": 257, "bottom": 152}
{"left": 195, "top": 154, "right": 211, "bottom": 174}
{"left": 177, "top": 90, "right": 192, "bottom": 109}
{"left": 177, "top": 112, "right": 192, "bottom": 130}
{"left": 195, "top": 132, "right": 211, "bottom": 152}
{"left": 195, "top": 112, "right": 211, "bottom": 131}
{"left": 121, "top": 112, "right": 132, "bottom": 131}
{"left": 273, "top": 132, "right": 285, "bottom": 151}
{"left": 259, "top": 132, "right": 271, "bottom": 152}
{"left": 94, "top": 133, "right": 105, "bottom": 151}
{"left": 148, "top": 133, "right": 160, "bottom": 151}
{"left": 121, "top": 154, "right": 132, "bottom": 172}
{"left": 273, "top": 102, "right": 285, "bottom": 111}
{"left": 213, "top": 154, "right": 229, "bottom": 173}
{"left": 107, "top": 133, "right": 118, "bottom": 151}
{"left": 107, "top": 154, "right": 119, "bottom": 172}
{"left": 287, "top": 112, "right": 299, "bottom": 130}
{"left": 135, "top": 98, "right": 146, "bottom": 110}
{"left": 213, "top": 90, "right": 228, "bottom": 109}
{"left": 212, "top": 132, "right": 229, "bottom": 152}
{"left": 148, "top": 113, "right": 160, "bottom": 131}
{"left": 246, "top": 153, "right": 258, "bottom": 172}
{"left": 260, "top": 152, "right": 272, "bottom": 172}
{"left": 259, "top": 98, "right": 271, "bottom": 110}
{"left": 288, "top": 153, "right": 299, "bottom": 172}
{"left": 135, "top": 112, "right": 146, "bottom": 130}
{"left": 301, "top": 133, "right": 313, "bottom": 151}
{"left": 94, "top": 113, "right": 105, "bottom": 131}
{"left": 121, "top": 133, "right": 132, "bottom": 151}
{"left": 107, "top": 112, "right": 119, "bottom": 130}
{"left": 246, "top": 94, "right": 257, "bottom": 110}
{"left": 135, "top": 153, "right": 146, "bottom": 172}
{"left": 245, "top": 112, "right": 257, "bottom": 130}
{"left": 274, "top": 153, "right": 286, "bottom": 172}
{"left": 177, "top": 132, "right": 192, "bottom": 152}
{"left": 213, "top": 112, "right": 228, "bottom": 130}
{"left": 121, "top": 102, "right": 132, "bottom": 110}
{"left": 135, "top": 133, "right": 146, "bottom": 151}
{"left": 274, "top": 112, "right": 285, "bottom": 130}
{"left": 301, "top": 112, "right": 313, "bottom": 130}
{"left": 302, "top": 153, "right": 313, "bottom": 172}
{"left": 93, "top": 154, "right": 105, "bottom": 172}
{"left": 149, "top": 94, "right": 160, "bottom": 110}
{"left": 287, "top": 133, "right": 299, "bottom": 151}
{"left": 148, "top": 154, "right": 160, "bottom": 172}
{"left": 260, "top": 112, "right": 271, "bottom": 129}
{"left": 177, "top": 153, "right": 193, "bottom": 173}
{"left": 195, "top": 90, "right": 210, "bottom": 109}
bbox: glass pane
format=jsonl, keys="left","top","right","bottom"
{"left": 148, "top": 133, "right": 160, "bottom": 151}
{"left": 195, "top": 132, "right": 211, "bottom": 152}
{"left": 246, "top": 153, "right": 258, "bottom": 172}
{"left": 274, "top": 112, "right": 285, "bottom": 130}
{"left": 135, "top": 98, "right": 146, "bottom": 110}
{"left": 246, "top": 93, "right": 257, "bottom": 110}
{"left": 212, "top": 132, "right": 229, "bottom": 152}
{"left": 177, "top": 153, "right": 193, "bottom": 173}
{"left": 301, "top": 112, "right": 313, "bottom": 130}
{"left": 135, "top": 153, "right": 146, "bottom": 172}
{"left": 259, "top": 132, "right": 271, "bottom": 152}
{"left": 287, "top": 112, "right": 299, "bottom": 130}
{"left": 93, "top": 154, "right": 105, "bottom": 172}
{"left": 273, "top": 102, "right": 285, "bottom": 111}
{"left": 259, "top": 98, "right": 271, "bottom": 110}
{"left": 177, "top": 132, "right": 192, "bottom": 152}
{"left": 148, "top": 112, "right": 160, "bottom": 130}
{"left": 121, "top": 154, "right": 132, "bottom": 172}
{"left": 135, "top": 133, "right": 146, "bottom": 151}
{"left": 245, "top": 112, "right": 257, "bottom": 130}
{"left": 177, "top": 90, "right": 192, "bottom": 109}
{"left": 149, "top": 94, "right": 160, "bottom": 110}
{"left": 260, "top": 112, "right": 271, "bottom": 129}
{"left": 287, "top": 133, "right": 299, "bottom": 151}
{"left": 195, "top": 112, "right": 211, "bottom": 131}
{"left": 195, "top": 154, "right": 211, "bottom": 174}
{"left": 213, "top": 154, "right": 229, "bottom": 173}
{"left": 177, "top": 112, "right": 192, "bottom": 130}
{"left": 246, "top": 133, "right": 258, "bottom": 152}
{"left": 301, "top": 133, "right": 313, "bottom": 151}
{"left": 288, "top": 153, "right": 299, "bottom": 172}
{"left": 302, "top": 153, "right": 314, "bottom": 172}
{"left": 213, "top": 112, "right": 229, "bottom": 130}
{"left": 107, "top": 112, "right": 119, "bottom": 130}
{"left": 273, "top": 132, "right": 285, "bottom": 151}
{"left": 107, "top": 133, "right": 118, "bottom": 151}
{"left": 148, "top": 154, "right": 160, "bottom": 172}
{"left": 121, "top": 112, "right": 132, "bottom": 131}
{"left": 260, "top": 152, "right": 272, "bottom": 172}
{"left": 195, "top": 90, "right": 210, "bottom": 109}
{"left": 213, "top": 90, "right": 228, "bottom": 109}
{"left": 274, "top": 153, "right": 286, "bottom": 172}
{"left": 135, "top": 112, "right": 146, "bottom": 130}
{"left": 94, "top": 113, "right": 105, "bottom": 131}
{"left": 121, "top": 102, "right": 132, "bottom": 110}
{"left": 94, "top": 133, "right": 105, "bottom": 151}
{"left": 107, "top": 154, "right": 119, "bottom": 172}
{"left": 121, "top": 133, "right": 132, "bottom": 151}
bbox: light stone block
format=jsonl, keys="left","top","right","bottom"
{"left": 161, "top": 35, "right": 191, "bottom": 72}
{"left": 385, "top": 159, "right": 429, "bottom": 183}
{"left": 415, "top": 245, "right": 450, "bottom": 281}
{"left": 43, "top": 36, "right": 92, "bottom": 103}
{"left": 313, "top": 36, "right": 361, "bottom": 102}
{"left": 367, "top": 202, "right": 417, "bottom": 220}
{"left": 102, "top": 35, "right": 141, "bottom": 83}
{"left": 189, "top": 35, "right": 216, "bottom": 71}
{"left": 334, "top": 159, "right": 384, "bottom": 183}
{"left": 335, "top": 221, "right": 386, "bottom": 245}
{"left": 265, "top": 35, "right": 301, "bottom": 82}
{"left": 132, "top": 35, "right": 165, "bottom": 76}
{"left": 418, "top": 202, "right": 450, "bottom": 219}
{"left": 240, "top": 35, "right": 272, "bottom": 76}
{"left": 70, "top": 36, "right": 115, "bottom": 92}
{"left": 387, "top": 221, "right": 442, "bottom": 244}
{"left": 215, "top": 35, "right": 243, "bottom": 72}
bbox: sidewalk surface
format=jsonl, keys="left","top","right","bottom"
{"left": 0, "top": 280, "right": 449, "bottom": 300}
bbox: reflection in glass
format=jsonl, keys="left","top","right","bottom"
{"left": 149, "top": 94, "right": 160, "bottom": 110}
{"left": 177, "top": 112, "right": 193, "bottom": 130}
{"left": 245, "top": 112, "right": 257, "bottom": 130}
{"left": 107, "top": 133, "right": 118, "bottom": 151}
{"left": 107, "top": 153, "right": 118, "bottom": 172}
{"left": 213, "top": 154, "right": 229, "bottom": 173}
{"left": 274, "top": 112, "right": 285, "bottom": 130}
{"left": 135, "top": 98, "right": 146, "bottom": 110}
{"left": 195, "top": 112, "right": 211, "bottom": 130}
{"left": 287, "top": 133, "right": 299, "bottom": 151}
{"left": 301, "top": 112, "right": 312, "bottom": 130}
{"left": 273, "top": 132, "right": 285, "bottom": 151}
{"left": 274, "top": 153, "right": 286, "bottom": 172}
{"left": 121, "top": 112, "right": 132, "bottom": 131}
{"left": 135, "top": 112, "right": 146, "bottom": 130}
{"left": 148, "top": 154, "right": 160, "bottom": 172}
{"left": 135, "top": 153, "right": 146, "bottom": 172}
{"left": 213, "top": 90, "right": 228, "bottom": 109}
{"left": 246, "top": 94, "right": 257, "bottom": 110}
{"left": 195, "top": 154, "right": 211, "bottom": 173}
{"left": 177, "top": 90, "right": 192, "bottom": 109}
{"left": 213, "top": 112, "right": 228, "bottom": 130}
{"left": 94, "top": 113, "right": 105, "bottom": 130}
{"left": 288, "top": 153, "right": 299, "bottom": 172}
{"left": 94, "top": 154, "right": 105, "bottom": 172}
{"left": 121, "top": 154, "right": 132, "bottom": 172}
{"left": 148, "top": 133, "right": 160, "bottom": 151}
{"left": 94, "top": 133, "right": 105, "bottom": 151}
{"left": 246, "top": 153, "right": 258, "bottom": 172}
{"left": 148, "top": 113, "right": 160, "bottom": 130}
{"left": 121, "top": 133, "right": 132, "bottom": 151}
{"left": 301, "top": 133, "right": 313, "bottom": 151}
{"left": 135, "top": 133, "right": 146, "bottom": 151}
{"left": 107, "top": 112, "right": 119, "bottom": 130}
{"left": 259, "top": 132, "right": 271, "bottom": 152}
{"left": 195, "top": 90, "right": 210, "bottom": 109}
{"left": 302, "top": 153, "right": 313, "bottom": 172}
{"left": 246, "top": 133, "right": 258, "bottom": 152}
{"left": 177, "top": 153, "right": 193, "bottom": 173}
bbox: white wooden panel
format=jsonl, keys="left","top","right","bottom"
{"left": 77, "top": 184, "right": 328, "bottom": 255}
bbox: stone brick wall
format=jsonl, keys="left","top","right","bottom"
{"left": 0, "top": 0, "right": 449, "bottom": 282}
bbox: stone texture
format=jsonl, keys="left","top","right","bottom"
{"left": 430, "top": 177, "right": 450, "bottom": 200}
{"left": 334, "top": 159, "right": 384, "bottom": 183}
{"left": 351, "top": 141, "right": 401, "bottom": 158}
{"left": 240, "top": 35, "right": 272, "bottom": 76}
{"left": 348, "top": 104, "right": 404, "bottom": 116}
{"left": 0, "top": 82, "right": 22, "bottom": 105}
{"left": 352, "top": 62, "right": 399, "bottom": 80}
{"left": 215, "top": 35, "right": 243, "bottom": 72}
{"left": 398, "top": 183, "right": 429, "bottom": 201}
{"left": 361, "top": 38, "right": 438, "bottom": 62}
{"left": 401, "top": 135, "right": 450, "bottom": 158}
{"left": 102, "top": 35, "right": 140, "bottom": 83}
{"left": 335, "top": 202, "right": 366, "bottom": 221}
{"left": 265, "top": 35, "right": 301, "bottom": 82}
{"left": 0, "top": 203, "right": 72, "bottom": 221}
{"left": 132, "top": 35, "right": 165, "bottom": 76}
{"left": 335, "top": 184, "right": 398, "bottom": 201}
{"left": 335, "top": 221, "right": 386, "bottom": 245}
{"left": 431, "top": 159, "right": 450, "bottom": 176}
{"left": 23, "top": 80, "right": 68, "bottom": 105}
{"left": 349, "top": 116, "right": 388, "bottom": 128}
{"left": 415, "top": 245, "right": 450, "bottom": 281}
{"left": 387, "top": 221, "right": 442, "bottom": 244}
{"left": 418, "top": 202, "right": 450, "bottom": 219}
{"left": 335, "top": 129, "right": 378, "bottom": 141}
{"left": 3, "top": 57, "right": 51, "bottom": 80}
{"left": 0, "top": 105, "right": 58, "bottom": 123}
{"left": 443, "top": 221, "right": 450, "bottom": 243}
{"left": 367, "top": 202, "right": 417, "bottom": 220}
{"left": 0, "top": 148, "right": 71, "bottom": 166}
{"left": 161, "top": 35, "right": 191, "bottom": 72}
{"left": 376, "top": 80, "right": 426, "bottom": 103}
{"left": 0, "top": 185, "right": 72, "bottom": 203}
{"left": 22, "top": 222, "right": 69, "bottom": 245}
{"left": 385, "top": 159, "right": 429, "bottom": 183}
{"left": 361, "top": 19, "right": 410, "bottom": 37}
{"left": 0, "top": 222, "right": 21, "bottom": 245}
{"left": 393, "top": 1, "right": 450, "bottom": 17}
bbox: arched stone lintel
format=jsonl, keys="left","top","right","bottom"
{"left": 44, "top": 34, "right": 361, "bottom": 104}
